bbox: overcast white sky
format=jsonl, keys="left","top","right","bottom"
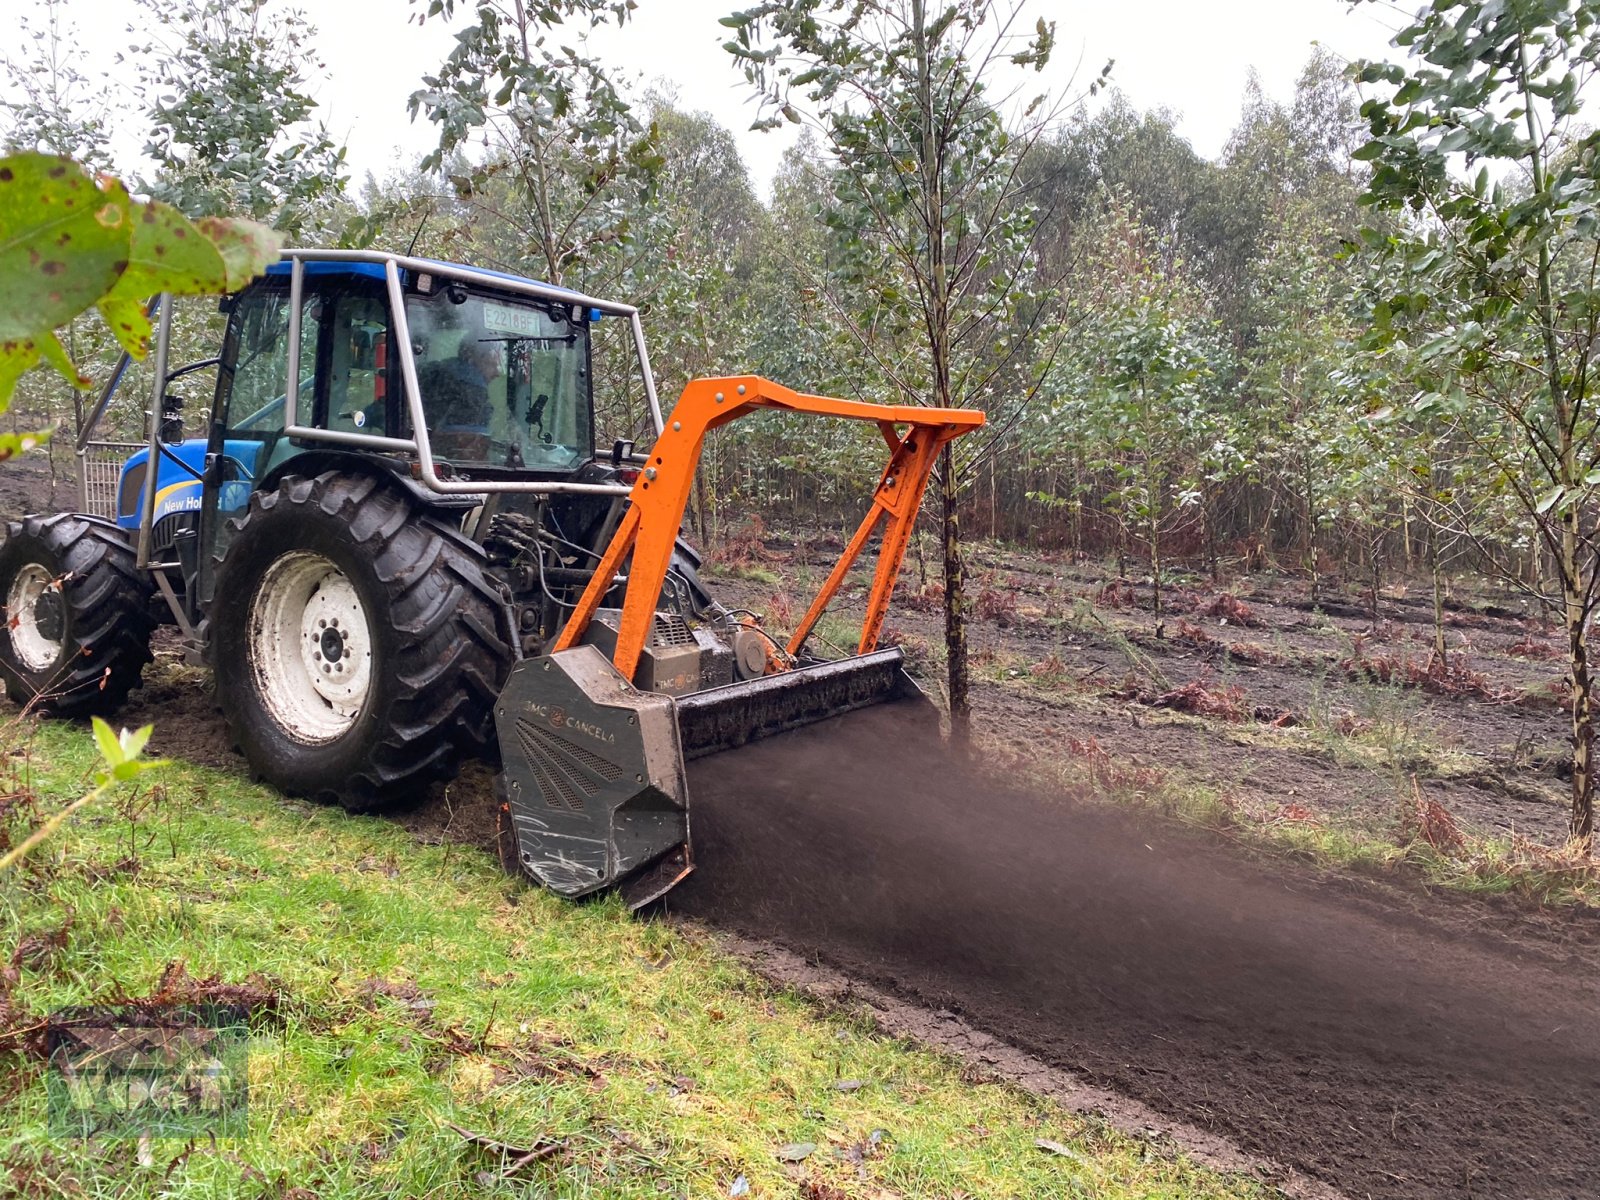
{"left": 27, "top": 0, "right": 1408, "bottom": 196}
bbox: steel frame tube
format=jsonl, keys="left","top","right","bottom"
{"left": 135, "top": 296, "right": 175, "bottom": 571}
{"left": 276, "top": 249, "right": 633, "bottom": 498}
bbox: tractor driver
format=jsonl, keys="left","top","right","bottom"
{"left": 440, "top": 336, "right": 501, "bottom": 427}
{"left": 420, "top": 332, "right": 503, "bottom": 460}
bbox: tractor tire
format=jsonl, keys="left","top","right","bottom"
{"left": 0, "top": 513, "right": 154, "bottom": 716}
{"left": 209, "top": 471, "right": 516, "bottom": 811}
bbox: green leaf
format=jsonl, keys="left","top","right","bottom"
{"left": 194, "top": 216, "right": 284, "bottom": 291}
{"left": 119, "top": 723, "right": 154, "bottom": 763}
{"left": 91, "top": 715, "right": 123, "bottom": 767}
{"left": 97, "top": 201, "right": 229, "bottom": 358}
{"left": 0, "top": 328, "right": 90, "bottom": 410}
{"left": 1535, "top": 484, "right": 1566, "bottom": 515}
{"left": 111, "top": 757, "right": 169, "bottom": 784}
{"left": 0, "top": 153, "right": 132, "bottom": 342}
{"left": 0, "top": 428, "right": 53, "bottom": 463}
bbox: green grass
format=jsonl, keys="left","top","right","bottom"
{"left": 713, "top": 563, "right": 781, "bottom": 586}
{"left": 1007, "top": 723, "right": 1600, "bottom": 910}
{"left": 1, "top": 720, "right": 1267, "bottom": 1200}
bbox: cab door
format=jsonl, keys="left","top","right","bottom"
{"left": 197, "top": 276, "right": 396, "bottom": 609}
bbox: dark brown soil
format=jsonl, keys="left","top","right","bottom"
{"left": 670, "top": 701, "right": 1600, "bottom": 1200}
{"left": 705, "top": 542, "right": 1579, "bottom": 845}
{"left": 0, "top": 451, "right": 75, "bottom": 526}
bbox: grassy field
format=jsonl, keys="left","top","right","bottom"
{"left": 0, "top": 719, "right": 1268, "bottom": 1200}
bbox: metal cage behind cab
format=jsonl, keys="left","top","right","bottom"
{"left": 78, "top": 442, "right": 143, "bottom": 523}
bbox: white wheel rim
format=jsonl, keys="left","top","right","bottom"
{"left": 6, "top": 562, "right": 63, "bottom": 672}
{"left": 249, "top": 552, "right": 374, "bottom": 744}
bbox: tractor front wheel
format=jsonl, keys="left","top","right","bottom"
{"left": 0, "top": 514, "right": 154, "bottom": 716}
{"left": 210, "top": 472, "right": 515, "bottom": 810}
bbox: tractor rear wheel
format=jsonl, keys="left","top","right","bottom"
{"left": 209, "top": 472, "right": 515, "bottom": 810}
{"left": 0, "top": 514, "right": 154, "bottom": 716}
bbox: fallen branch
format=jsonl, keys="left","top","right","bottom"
{"left": 445, "top": 1121, "right": 566, "bottom": 1178}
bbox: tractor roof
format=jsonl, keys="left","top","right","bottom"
{"left": 264, "top": 255, "right": 597, "bottom": 306}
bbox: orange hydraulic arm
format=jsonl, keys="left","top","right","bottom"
{"left": 553, "top": 375, "right": 985, "bottom": 683}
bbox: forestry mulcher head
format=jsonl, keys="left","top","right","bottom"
{"left": 494, "top": 376, "right": 982, "bottom": 907}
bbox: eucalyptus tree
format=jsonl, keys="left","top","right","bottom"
{"left": 1355, "top": 0, "right": 1600, "bottom": 842}
{"left": 722, "top": 0, "right": 1099, "bottom": 740}
{"left": 1045, "top": 195, "right": 1232, "bottom": 613}
{"left": 1, "top": 1, "right": 121, "bottom": 442}
{"left": 130, "top": 0, "right": 347, "bottom": 233}
{"left": 408, "top": 0, "right": 662, "bottom": 291}
{"left": 1243, "top": 199, "right": 1359, "bottom": 596}
{"left": 2, "top": 0, "right": 113, "bottom": 169}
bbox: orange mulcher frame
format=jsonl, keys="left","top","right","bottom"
{"left": 553, "top": 376, "right": 986, "bottom": 683}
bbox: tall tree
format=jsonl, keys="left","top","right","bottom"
{"left": 408, "top": 0, "right": 661, "bottom": 290}
{"left": 130, "top": 0, "right": 347, "bottom": 231}
{"left": 1355, "top": 0, "right": 1600, "bottom": 843}
{"left": 2, "top": 0, "right": 113, "bottom": 169}
{"left": 723, "top": 0, "right": 1097, "bottom": 743}
{"left": 1044, "top": 195, "right": 1233, "bottom": 609}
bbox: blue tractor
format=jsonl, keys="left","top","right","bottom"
{"left": 0, "top": 251, "right": 977, "bottom": 904}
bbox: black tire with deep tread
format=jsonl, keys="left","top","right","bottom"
{"left": 0, "top": 513, "right": 155, "bottom": 716}
{"left": 209, "top": 471, "right": 517, "bottom": 811}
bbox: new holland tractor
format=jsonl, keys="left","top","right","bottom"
{"left": 0, "top": 251, "right": 982, "bottom": 904}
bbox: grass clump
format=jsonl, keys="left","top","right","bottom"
{"left": 0, "top": 719, "right": 1267, "bottom": 1200}
{"left": 1003, "top": 730, "right": 1600, "bottom": 910}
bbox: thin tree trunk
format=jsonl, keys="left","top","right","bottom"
{"left": 1429, "top": 521, "right": 1447, "bottom": 664}
{"left": 1563, "top": 552, "right": 1595, "bottom": 843}
{"left": 940, "top": 446, "right": 970, "bottom": 747}
{"left": 1149, "top": 507, "right": 1162, "bottom": 619}
{"left": 1369, "top": 529, "right": 1382, "bottom": 629}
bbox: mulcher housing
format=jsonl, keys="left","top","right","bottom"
{"left": 0, "top": 250, "right": 983, "bottom": 905}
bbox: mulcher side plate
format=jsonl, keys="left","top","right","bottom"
{"left": 495, "top": 644, "right": 934, "bottom": 906}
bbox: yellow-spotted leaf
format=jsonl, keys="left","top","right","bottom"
{"left": 196, "top": 215, "right": 285, "bottom": 291}
{"left": 0, "top": 153, "right": 132, "bottom": 341}
{"left": 0, "top": 327, "right": 88, "bottom": 410}
{"left": 98, "top": 200, "right": 229, "bottom": 358}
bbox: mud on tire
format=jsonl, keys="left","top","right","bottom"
{"left": 0, "top": 513, "right": 155, "bottom": 716}
{"left": 210, "top": 472, "right": 516, "bottom": 810}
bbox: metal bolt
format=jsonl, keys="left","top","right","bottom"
{"left": 736, "top": 384, "right": 746, "bottom": 395}
{"left": 671, "top": 420, "right": 681, "bottom": 431}
{"left": 322, "top": 664, "right": 331, "bottom": 674}
{"left": 885, "top": 475, "right": 897, "bottom": 488}
{"left": 330, "top": 618, "right": 338, "bottom": 629}
{"left": 714, "top": 392, "right": 724, "bottom": 403}
{"left": 645, "top": 467, "right": 657, "bottom": 480}
{"left": 319, "top": 619, "right": 327, "bottom": 629}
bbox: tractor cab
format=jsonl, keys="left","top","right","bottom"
{"left": 217, "top": 260, "right": 598, "bottom": 486}
{"left": 73, "top": 252, "right": 663, "bottom": 634}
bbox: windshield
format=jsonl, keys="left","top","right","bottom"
{"left": 406, "top": 288, "right": 592, "bottom": 470}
